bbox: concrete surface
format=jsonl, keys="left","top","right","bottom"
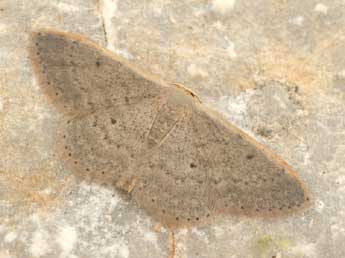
{"left": 1, "top": 0, "right": 345, "bottom": 257}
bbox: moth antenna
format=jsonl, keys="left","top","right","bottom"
{"left": 144, "top": 97, "right": 167, "bottom": 143}
{"left": 158, "top": 113, "right": 186, "bottom": 147}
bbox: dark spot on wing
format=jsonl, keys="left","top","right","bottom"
{"left": 190, "top": 162, "right": 197, "bottom": 168}
{"left": 246, "top": 154, "right": 255, "bottom": 160}
{"left": 111, "top": 118, "right": 117, "bottom": 124}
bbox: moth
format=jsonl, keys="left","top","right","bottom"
{"left": 29, "top": 29, "right": 311, "bottom": 231}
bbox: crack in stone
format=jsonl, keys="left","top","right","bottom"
{"left": 97, "top": 0, "right": 108, "bottom": 46}
{"left": 101, "top": 15, "right": 108, "bottom": 46}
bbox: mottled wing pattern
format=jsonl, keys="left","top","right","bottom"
{"left": 30, "top": 30, "right": 164, "bottom": 115}
{"left": 29, "top": 29, "right": 311, "bottom": 229}
{"left": 131, "top": 90, "right": 310, "bottom": 228}
{"left": 30, "top": 30, "right": 166, "bottom": 190}
{"left": 57, "top": 98, "right": 163, "bottom": 190}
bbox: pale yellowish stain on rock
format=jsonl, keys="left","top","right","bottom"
{"left": 257, "top": 43, "right": 331, "bottom": 94}
{"left": 0, "top": 168, "right": 70, "bottom": 218}
{"left": 230, "top": 34, "right": 343, "bottom": 96}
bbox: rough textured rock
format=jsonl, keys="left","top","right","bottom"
{"left": 0, "top": 0, "right": 344, "bottom": 257}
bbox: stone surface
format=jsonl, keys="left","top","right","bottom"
{"left": 0, "top": 0, "right": 344, "bottom": 257}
